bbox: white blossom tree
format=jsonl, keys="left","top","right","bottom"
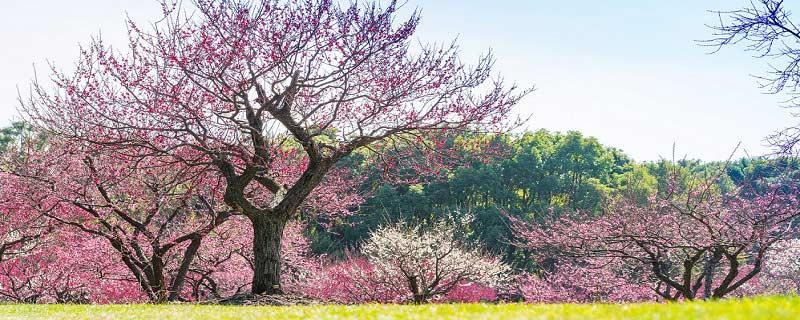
{"left": 361, "top": 221, "right": 510, "bottom": 303}
{"left": 764, "top": 239, "right": 800, "bottom": 293}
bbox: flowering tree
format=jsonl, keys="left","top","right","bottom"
{"left": 763, "top": 238, "right": 800, "bottom": 293}
{"left": 7, "top": 141, "right": 236, "bottom": 302}
{"left": 21, "top": 0, "right": 525, "bottom": 294}
{"left": 512, "top": 176, "right": 800, "bottom": 300}
{"left": 0, "top": 231, "right": 148, "bottom": 304}
{"left": 516, "top": 261, "right": 654, "bottom": 303}
{"left": 0, "top": 238, "right": 77, "bottom": 303}
{"left": 0, "top": 228, "right": 54, "bottom": 303}
{"left": 0, "top": 124, "right": 49, "bottom": 270}
{"left": 0, "top": 173, "right": 141, "bottom": 303}
{"left": 0, "top": 175, "right": 48, "bottom": 269}
{"left": 0, "top": 148, "right": 57, "bottom": 302}
{"left": 185, "top": 217, "right": 321, "bottom": 300}
{"left": 357, "top": 221, "right": 510, "bottom": 304}
{"left": 306, "top": 256, "right": 400, "bottom": 304}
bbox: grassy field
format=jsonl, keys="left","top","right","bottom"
{"left": 0, "top": 296, "right": 797, "bottom": 319}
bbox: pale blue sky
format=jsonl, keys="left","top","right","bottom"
{"left": 0, "top": 1, "right": 794, "bottom": 161}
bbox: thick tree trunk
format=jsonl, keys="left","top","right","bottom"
{"left": 146, "top": 255, "right": 168, "bottom": 303}
{"left": 251, "top": 215, "right": 287, "bottom": 295}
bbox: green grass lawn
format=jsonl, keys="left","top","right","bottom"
{"left": 0, "top": 296, "right": 797, "bottom": 320}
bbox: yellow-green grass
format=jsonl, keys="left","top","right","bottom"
{"left": 0, "top": 296, "right": 797, "bottom": 320}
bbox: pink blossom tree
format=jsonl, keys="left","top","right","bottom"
{"left": 0, "top": 174, "right": 48, "bottom": 270}
{"left": 0, "top": 129, "right": 51, "bottom": 273}
{"left": 0, "top": 231, "right": 147, "bottom": 303}
{"left": 0, "top": 149, "right": 59, "bottom": 302}
{"left": 7, "top": 141, "right": 236, "bottom": 302}
{"left": 185, "top": 217, "right": 322, "bottom": 300}
{"left": 512, "top": 177, "right": 800, "bottom": 300}
{"left": 309, "top": 256, "right": 403, "bottom": 304}
{"left": 0, "top": 169, "right": 142, "bottom": 303}
{"left": 22, "top": 0, "right": 526, "bottom": 294}
{"left": 516, "top": 261, "right": 654, "bottom": 303}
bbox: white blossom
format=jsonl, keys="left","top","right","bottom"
{"left": 763, "top": 238, "right": 800, "bottom": 293}
{"left": 361, "top": 221, "right": 510, "bottom": 303}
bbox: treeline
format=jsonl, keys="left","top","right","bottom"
{"left": 3, "top": 121, "right": 794, "bottom": 266}
{"left": 309, "top": 129, "right": 799, "bottom": 267}
{"left": 2, "top": 122, "right": 797, "bottom": 302}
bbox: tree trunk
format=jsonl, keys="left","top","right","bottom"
{"left": 147, "top": 255, "right": 168, "bottom": 303}
{"left": 168, "top": 237, "right": 203, "bottom": 301}
{"left": 702, "top": 249, "right": 722, "bottom": 299}
{"left": 408, "top": 276, "right": 423, "bottom": 304}
{"left": 251, "top": 215, "right": 287, "bottom": 295}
